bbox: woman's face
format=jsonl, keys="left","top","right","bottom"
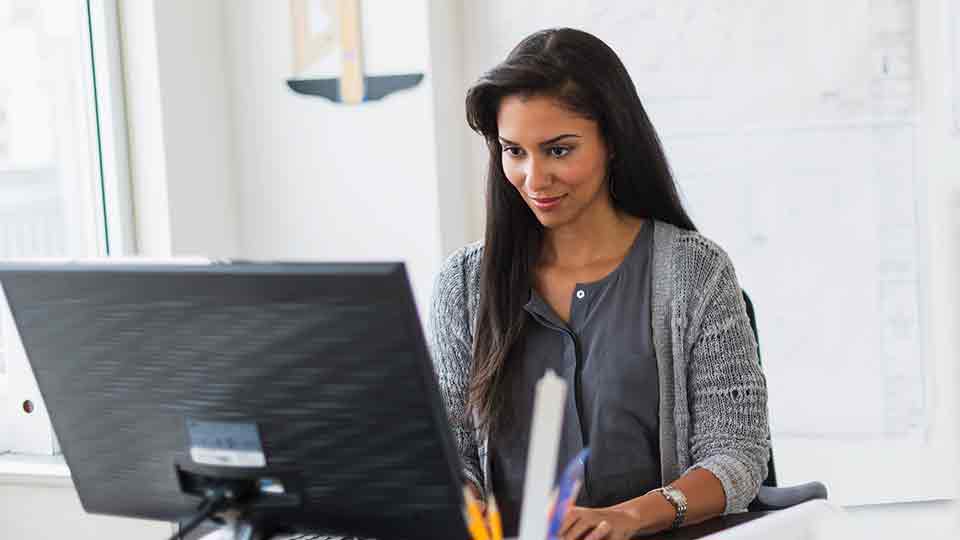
{"left": 497, "top": 94, "right": 611, "bottom": 230}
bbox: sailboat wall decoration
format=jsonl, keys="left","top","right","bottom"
{"left": 287, "top": 0, "right": 424, "bottom": 104}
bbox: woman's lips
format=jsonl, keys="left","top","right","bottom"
{"left": 530, "top": 195, "right": 566, "bottom": 210}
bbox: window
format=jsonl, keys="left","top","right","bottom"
{"left": 0, "top": 0, "right": 132, "bottom": 455}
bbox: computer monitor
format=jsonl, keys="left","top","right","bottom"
{"left": 0, "top": 261, "right": 468, "bottom": 540}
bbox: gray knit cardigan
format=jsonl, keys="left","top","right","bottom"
{"left": 427, "top": 219, "right": 770, "bottom": 514}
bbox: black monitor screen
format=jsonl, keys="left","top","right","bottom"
{"left": 0, "top": 262, "right": 467, "bottom": 540}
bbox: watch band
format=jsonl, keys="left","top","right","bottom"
{"left": 649, "top": 485, "right": 688, "bottom": 529}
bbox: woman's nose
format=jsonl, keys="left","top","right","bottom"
{"left": 524, "top": 158, "right": 551, "bottom": 192}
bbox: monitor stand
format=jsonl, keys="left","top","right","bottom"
{"left": 175, "top": 468, "right": 297, "bottom": 540}
{"left": 210, "top": 513, "right": 277, "bottom": 540}
{"left": 186, "top": 510, "right": 286, "bottom": 540}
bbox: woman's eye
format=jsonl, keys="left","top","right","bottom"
{"left": 549, "top": 146, "right": 571, "bottom": 158}
{"left": 503, "top": 146, "right": 524, "bottom": 157}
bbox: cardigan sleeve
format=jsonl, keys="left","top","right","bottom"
{"left": 684, "top": 251, "right": 770, "bottom": 513}
{"left": 427, "top": 246, "right": 484, "bottom": 493}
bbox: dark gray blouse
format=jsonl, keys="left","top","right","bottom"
{"left": 490, "top": 222, "right": 661, "bottom": 536}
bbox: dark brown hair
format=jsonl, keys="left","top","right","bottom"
{"left": 464, "top": 28, "right": 695, "bottom": 434}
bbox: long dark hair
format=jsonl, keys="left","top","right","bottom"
{"left": 464, "top": 28, "right": 695, "bottom": 434}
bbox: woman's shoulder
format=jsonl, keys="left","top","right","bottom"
{"left": 658, "top": 219, "right": 730, "bottom": 256}
{"left": 435, "top": 241, "right": 484, "bottom": 286}
{"left": 432, "top": 241, "right": 484, "bottom": 318}
{"left": 653, "top": 219, "right": 737, "bottom": 291}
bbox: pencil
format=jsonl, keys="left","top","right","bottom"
{"left": 487, "top": 495, "right": 503, "bottom": 540}
{"left": 463, "top": 487, "right": 491, "bottom": 540}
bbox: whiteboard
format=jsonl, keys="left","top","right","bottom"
{"left": 465, "top": 0, "right": 953, "bottom": 504}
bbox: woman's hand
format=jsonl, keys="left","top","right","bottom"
{"left": 559, "top": 506, "right": 644, "bottom": 540}
{"left": 559, "top": 494, "right": 675, "bottom": 540}
{"left": 465, "top": 482, "right": 487, "bottom": 515}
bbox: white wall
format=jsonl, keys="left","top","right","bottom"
{"left": 426, "top": 0, "right": 479, "bottom": 254}
{"left": 124, "top": 0, "right": 465, "bottom": 301}
{"left": 916, "top": 1, "right": 960, "bottom": 535}
{"left": 114, "top": 0, "right": 170, "bottom": 254}
{"left": 120, "top": 0, "right": 239, "bottom": 257}
{"left": 222, "top": 0, "right": 461, "bottom": 312}
{"left": 850, "top": 0, "right": 960, "bottom": 535}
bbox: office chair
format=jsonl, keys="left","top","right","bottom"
{"left": 741, "top": 291, "right": 829, "bottom": 512}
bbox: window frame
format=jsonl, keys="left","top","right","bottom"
{"left": 87, "top": 0, "right": 136, "bottom": 257}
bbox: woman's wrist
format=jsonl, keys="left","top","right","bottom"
{"left": 616, "top": 492, "right": 678, "bottom": 535}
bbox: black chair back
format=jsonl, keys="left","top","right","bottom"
{"left": 741, "top": 291, "right": 777, "bottom": 488}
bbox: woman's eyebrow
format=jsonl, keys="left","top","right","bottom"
{"left": 498, "top": 134, "right": 582, "bottom": 146}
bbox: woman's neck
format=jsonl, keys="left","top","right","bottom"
{"left": 540, "top": 200, "right": 643, "bottom": 270}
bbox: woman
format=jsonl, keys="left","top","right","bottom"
{"left": 429, "top": 28, "right": 769, "bottom": 539}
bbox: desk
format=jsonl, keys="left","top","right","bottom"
{"left": 651, "top": 511, "right": 769, "bottom": 539}
{"left": 195, "top": 500, "right": 852, "bottom": 540}
{"left": 653, "top": 500, "right": 853, "bottom": 540}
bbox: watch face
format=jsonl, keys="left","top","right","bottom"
{"left": 660, "top": 486, "right": 687, "bottom": 528}
{"left": 665, "top": 486, "right": 688, "bottom": 506}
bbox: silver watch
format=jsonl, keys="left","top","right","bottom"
{"left": 650, "top": 485, "right": 688, "bottom": 529}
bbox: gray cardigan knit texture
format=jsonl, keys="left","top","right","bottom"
{"left": 427, "top": 220, "right": 771, "bottom": 514}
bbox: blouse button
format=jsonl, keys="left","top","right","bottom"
{"left": 576, "top": 290, "right": 585, "bottom": 299}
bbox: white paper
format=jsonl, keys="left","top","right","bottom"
{"left": 517, "top": 370, "right": 567, "bottom": 540}
{"left": 701, "top": 500, "right": 858, "bottom": 540}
